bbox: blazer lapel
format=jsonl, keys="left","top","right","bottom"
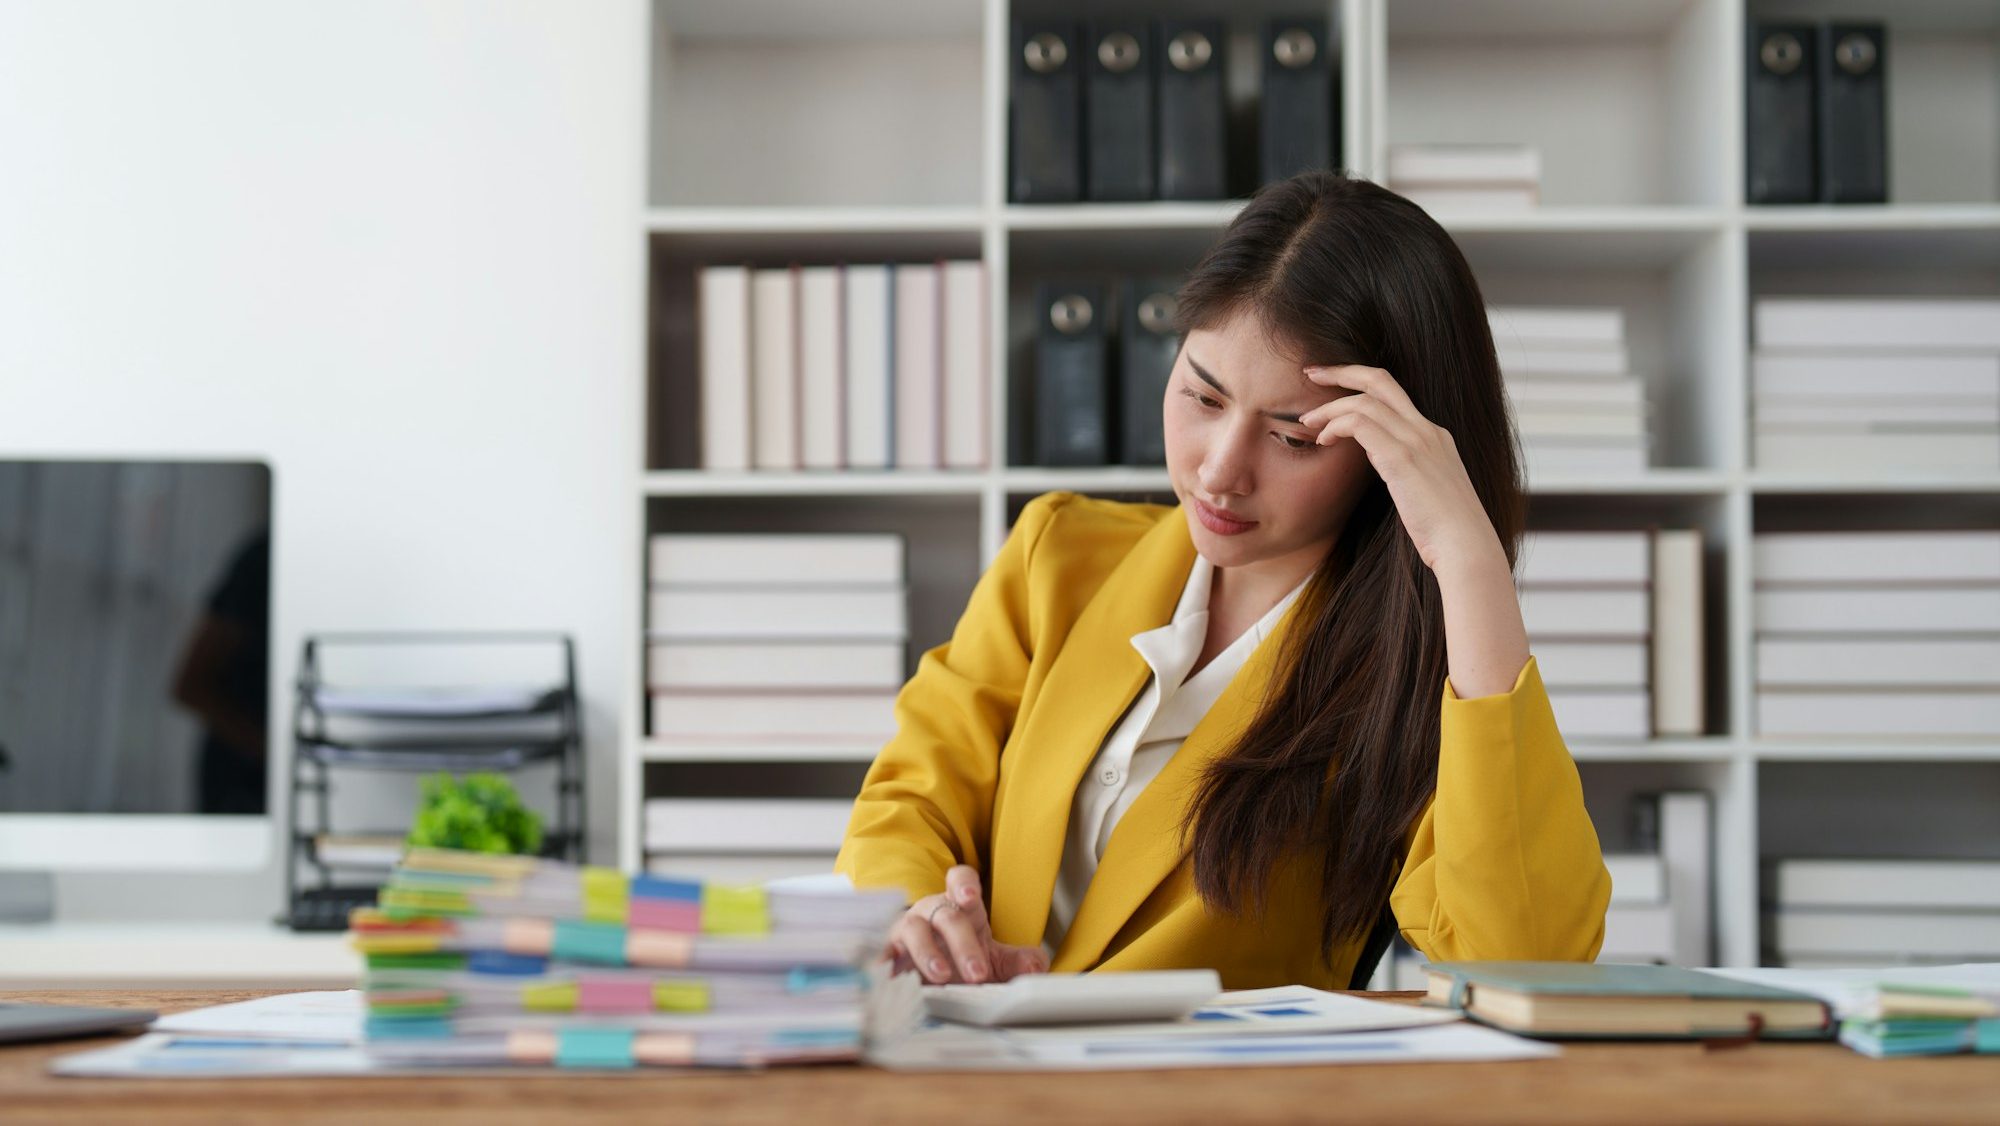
{"left": 1052, "top": 589, "right": 1310, "bottom": 971}
{"left": 987, "top": 507, "right": 1196, "bottom": 948}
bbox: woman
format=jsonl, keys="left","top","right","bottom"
{"left": 835, "top": 171, "right": 1611, "bottom": 990}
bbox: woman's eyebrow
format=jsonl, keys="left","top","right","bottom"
{"left": 1187, "top": 353, "right": 1308, "bottom": 425}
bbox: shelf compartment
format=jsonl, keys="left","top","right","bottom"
{"left": 1380, "top": 0, "right": 1735, "bottom": 207}
{"left": 646, "top": 228, "right": 988, "bottom": 472}
{"left": 1748, "top": 0, "right": 2000, "bottom": 207}
{"left": 645, "top": 492, "right": 981, "bottom": 702}
{"left": 648, "top": 0, "right": 985, "bottom": 208}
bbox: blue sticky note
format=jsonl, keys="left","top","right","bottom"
{"left": 467, "top": 950, "right": 548, "bottom": 976}
{"left": 631, "top": 874, "right": 702, "bottom": 903}
{"left": 557, "top": 1027, "right": 636, "bottom": 1069}
{"left": 552, "top": 919, "right": 627, "bottom": 966}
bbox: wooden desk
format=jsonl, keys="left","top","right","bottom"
{"left": 4, "top": 989, "right": 1997, "bottom": 1125}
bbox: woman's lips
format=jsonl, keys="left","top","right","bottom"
{"left": 1191, "top": 498, "right": 1257, "bottom": 536}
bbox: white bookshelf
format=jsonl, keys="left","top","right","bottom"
{"left": 631, "top": 0, "right": 2000, "bottom": 970}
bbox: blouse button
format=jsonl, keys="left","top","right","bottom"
{"left": 1100, "top": 767, "right": 1121, "bottom": 786}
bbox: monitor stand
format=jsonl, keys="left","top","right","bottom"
{"left": 0, "top": 872, "right": 53, "bottom": 923}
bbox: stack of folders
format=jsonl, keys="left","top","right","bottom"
{"left": 646, "top": 532, "right": 908, "bottom": 752}
{"left": 1517, "top": 530, "right": 1704, "bottom": 741}
{"left": 1028, "top": 277, "right": 1185, "bottom": 467}
{"left": 1842, "top": 986, "right": 2000, "bottom": 1059}
{"left": 1770, "top": 859, "right": 2000, "bottom": 970}
{"left": 1487, "top": 306, "right": 1650, "bottom": 478}
{"left": 1753, "top": 531, "right": 2000, "bottom": 738}
{"left": 351, "top": 849, "right": 904, "bottom": 1070}
{"left": 1752, "top": 298, "right": 2000, "bottom": 474}
{"left": 1746, "top": 21, "right": 1887, "bottom": 204}
{"left": 697, "top": 261, "right": 987, "bottom": 472}
{"left": 1386, "top": 145, "right": 1542, "bottom": 213}
{"left": 1009, "top": 18, "right": 1340, "bottom": 204}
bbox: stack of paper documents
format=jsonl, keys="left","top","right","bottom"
{"left": 1709, "top": 963, "right": 2000, "bottom": 1058}
{"left": 349, "top": 848, "right": 904, "bottom": 1069}
{"left": 866, "top": 974, "right": 1558, "bottom": 1070}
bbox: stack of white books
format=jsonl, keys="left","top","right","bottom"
{"left": 1753, "top": 531, "right": 2000, "bottom": 738}
{"left": 1770, "top": 858, "right": 2000, "bottom": 967}
{"left": 642, "top": 798, "right": 855, "bottom": 885}
{"left": 1601, "top": 791, "right": 1712, "bottom": 966}
{"left": 1752, "top": 298, "right": 2000, "bottom": 474}
{"left": 647, "top": 533, "right": 908, "bottom": 749}
{"left": 1517, "top": 530, "right": 1704, "bottom": 740}
{"left": 1385, "top": 144, "right": 1541, "bottom": 212}
{"left": 698, "top": 260, "right": 988, "bottom": 472}
{"left": 1486, "top": 306, "right": 1649, "bottom": 478}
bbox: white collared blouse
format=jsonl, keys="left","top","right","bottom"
{"left": 1042, "top": 552, "right": 1312, "bottom": 953}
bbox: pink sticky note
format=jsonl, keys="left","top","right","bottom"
{"left": 578, "top": 977, "right": 656, "bottom": 1014}
{"left": 629, "top": 898, "right": 703, "bottom": 932}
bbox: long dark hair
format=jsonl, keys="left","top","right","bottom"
{"left": 1175, "top": 171, "right": 1525, "bottom": 956}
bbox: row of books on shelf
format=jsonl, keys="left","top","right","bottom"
{"left": 647, "top": 534, "right": 905, "bottom": 747}
{"left": 349, "top": 847, "right": 904, "bottom": 1069}
{"left": 1768, "top": 858, "right": 2000, "bottom": 966}
{"left": 1386, "top": 143, "right": 1541, "bottom": 214}
{"left": 642, "top": 525, "right": 1997, "bottom": 747}
{"left": 1516, "top": 529, "right": 1702, "bottom": 740}
{"left": 1752, "top": 298, "right": 2000, "bottom": 474}
{"left": 1487, "top": 306, "right": 1651, "bottom": 476}
{"left": 690, "top": 280, "right": 2000, "bottom": 481}
{"left": 1009, "top": 16, "right": 1338, "bottom": 204}
{"left": 698, "top": 261, "right": 987, "bottom": 473}
{"left": 1753, "top": 530, "right": 2000, "bottom": 738}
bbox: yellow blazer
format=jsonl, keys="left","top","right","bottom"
{"left": 836, "top": 491, "right": 1611, "bottom": 989}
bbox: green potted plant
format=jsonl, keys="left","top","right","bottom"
{"left": 406, "top": 771, "right": 544, "bottom": 855}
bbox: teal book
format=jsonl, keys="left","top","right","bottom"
{"left": 1424, "top": 962, "right": 1834, "bottom": 1041}
{"left": 1841, "top": 1017, "right": 2000, "bottom": 1059}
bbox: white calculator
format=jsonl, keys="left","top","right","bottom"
{"left": 921, "top": 969, "right": 1223, "bottom": 1027}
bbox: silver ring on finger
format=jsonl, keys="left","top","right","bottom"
{"left": 927, "top": 900, "right": 954, "bottom": 927}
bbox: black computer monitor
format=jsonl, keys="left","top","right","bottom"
{"left": 0, "top": 459, "right": 272, "bottom": 817}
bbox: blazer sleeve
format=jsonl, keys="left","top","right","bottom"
{"left": 1386, "top": 655, "right": 1612, "bottom": 962}
{"left": 833, "top": 493, "right": 1062, "bottom": 903}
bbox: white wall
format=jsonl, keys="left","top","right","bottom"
{"left": 0, "top": 0, "right": 645, "bottom": 917}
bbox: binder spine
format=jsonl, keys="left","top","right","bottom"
{"left": 1156, "top": 18, "right": 1228, "bottom": 201}
{"left": 1010, "top": 20, "right": 1083, "bottom": 203}
{"left": 1034, "top": 281, "right": 1110, "bottom": 466}
{"left": 1816, "top": 22, "right": 1888, "bottom": 204}
{"left": 1084, "top": 20, "right": 1155, "bottom": 201}
{"left": 1745, "top": 22, "right": 1817, "bottom": 205}
{"left": 1258, "top": 17, "right": 1336, "bottom": 186}
{"left": 1119, "top": 277, "right": 1180, "bottom": 466}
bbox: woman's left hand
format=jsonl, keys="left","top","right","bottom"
{"left": 1297, "top": 364, "right": 1502, "bottom": 576}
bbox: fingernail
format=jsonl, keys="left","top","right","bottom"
{"left": 929, "top": 959, "right": 949, "bottom": 977}
{"left": 967, "top": 962, "right": 987, "bottom": 980}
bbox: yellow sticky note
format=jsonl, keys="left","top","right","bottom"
{"left": 522, "top": 981, "right": 579, "bottom": 1013}
{"left": 653, "top": 979, "right": 710, "bottom": 1013}
{"left": 700, "top": 884, "right": 769, "bottom": 936}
